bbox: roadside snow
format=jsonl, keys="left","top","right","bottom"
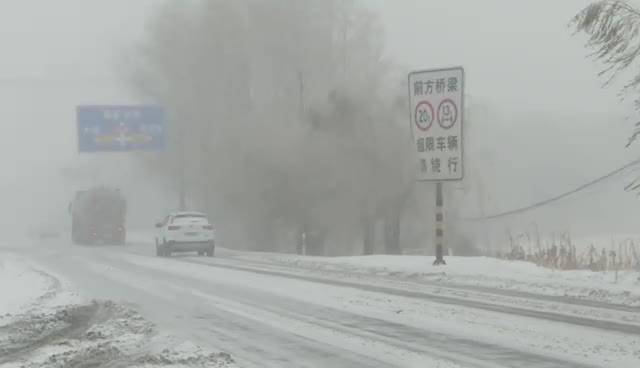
{"left": 0, "top": 253, "right": 52, "bottom": 317}
{"left": 0, "top": 251, "right": 236, "bottom": 368}
{"left": 0, "top": 301, "right": 235, "bottom": 368}
{"left": 228, "top": 252, "right": 640, "bottom": 306}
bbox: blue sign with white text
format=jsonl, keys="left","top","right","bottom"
{"left": 77, "top": 105, "right": 165, "bottom": 152}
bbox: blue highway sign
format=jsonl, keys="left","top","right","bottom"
{"left": 77, "top": 105, "right": 165, "bottom": 152}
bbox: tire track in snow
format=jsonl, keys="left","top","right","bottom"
{"left": 103, "top": 254, "right": 603, "bottom": 368}
{"left": 72, "top": 258, "right": 393, "bottom": 368}
{"left": 213, "top": 254, "right": 640, "bottom": 313}
{"left": 177, "top": 257, "right": 640, "bottom": 336}
{"left": 185, "top": 285, "right": 598, "bottom": 368}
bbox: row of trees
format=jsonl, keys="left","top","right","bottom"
{"left": 127, "top": 0, "right": 423, "bottom": 255}
{"left": 121, "top": 0, "right": 639, "bottom": 257}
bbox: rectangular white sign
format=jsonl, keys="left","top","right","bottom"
{"left": 408, "top": 67, "right": 464, "bottom": 181}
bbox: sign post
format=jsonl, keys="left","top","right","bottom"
{"left": 408, "top": 67, "right": 464, "bottom": 265}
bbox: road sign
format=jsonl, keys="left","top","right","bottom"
{"left": 408, "top": 67, "right": 464, "bottom": 181}
{"left": 77, "top": 105, "right": 165, "bottom": 153}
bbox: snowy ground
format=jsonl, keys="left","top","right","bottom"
{"left": 224, "top": 250, "right": 640, "bottom": 307}
{"left": 3, "top": 239, "right": 640, "bottom": 367}
{"left": 0, "top": 255, "right": 53, "bottom": 316}
{"left": 0, "top": 252, "right": 235, "bottom": 368}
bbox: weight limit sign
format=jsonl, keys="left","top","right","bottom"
{"left": 408, "top": 67, "right": 464, "bottom": 181}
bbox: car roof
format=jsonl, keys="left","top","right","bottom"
{"left": 170, "top": 211, "right": 207, "bottom": 217}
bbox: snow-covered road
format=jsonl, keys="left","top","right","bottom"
{"left": 3, "top": 241, "right": 639, "bottom": 367}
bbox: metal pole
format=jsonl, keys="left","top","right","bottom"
{"left": 178, "top": 174, "right": 186, "bottom": 211}
{"left": 434, "top": 182, "right": 446, "bottom": 265}
{"left": 178, "top": 140, "right": 187, "bottom": 211}
{"left": 176, "top": 116, "right": 187, "bottom": 211}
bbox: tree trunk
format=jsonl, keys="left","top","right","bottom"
{"left": 384, "top": 212, "right": 401, "bottom": 255}
{"left": 380, "top": 185, "right": 413, "bottom": 255}
{"left": 362, "top": 217, "right": 375, "bottom": 255}
{"left": 295, "top": 224, "right": 305, "bottom": 255}
{"left": 308, "top": 227, "right": 327, "bottom": 256}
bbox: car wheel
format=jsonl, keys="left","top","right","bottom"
{"left": 159, "top": 239, "right": 169, "bottom": 257}
{"left": 165, "top": 241, "right": 173, "bottom": 257}
{"left": 198, "top": 250, "right": 204, "bottom": 256}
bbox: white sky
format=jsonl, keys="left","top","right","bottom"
{"left": 0, "top": 1, "right": 625, "bottom": 110}
{"left": 371, "top": 0, "right": 628, "bottom": 114}
{"left": 0, "top": 0, "right": 626, "bottom": 146}
{"left": 0, "top": 0, "right": 155, "bottom": 79}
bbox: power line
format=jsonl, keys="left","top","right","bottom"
{"left": 463, "top": 157, "right": 640, "bottom": 221}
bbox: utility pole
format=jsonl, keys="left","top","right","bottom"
{"left": 177, "top": 122, "right": 187, "bottom": 211}
{"left": 298, "top": 70, "right": 305, "bottom": 122}
{"left": 178, "top": 172, "right": 187, "bottom": 211}
{"left": 296, "top": 69, "right": 307, "bottom": 256}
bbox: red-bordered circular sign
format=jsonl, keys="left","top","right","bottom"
{"left": 414, "top": 101, "right": 435, "bottom": 132}
{"left": 437, "top": 98, "right": 458, "bottom": 130}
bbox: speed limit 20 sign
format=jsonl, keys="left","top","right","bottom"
{"left": 408, "top": 67, "right": 464, "bottom": 181}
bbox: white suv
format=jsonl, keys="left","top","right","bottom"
{"left": 155, "top": 212, "right": 215, "bottom": 257}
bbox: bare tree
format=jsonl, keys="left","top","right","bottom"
{"left": 572, "top": 0, "right": 640, "bottom": 146}
{"left": 126, "top": 0, "right": 414, "bottom": 255}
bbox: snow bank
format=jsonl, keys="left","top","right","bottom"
{"left": 0, "top": 253, "right": 52, "bottom": 316}
{"left": 232, "top": 251, "right": 640, "bottom": 305}
{"left": 0, "top": 301, "right": 235, "bottom": 368}
{"left": 0, "top": 252, "right": 236, "bottom": 367}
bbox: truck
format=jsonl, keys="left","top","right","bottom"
{"left": 69, "top": 187, "right": 126, "bottom": 245}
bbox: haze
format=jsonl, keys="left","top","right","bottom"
{"left": 0, "top": 0, "right": 637, "bottom": 245}
{"left": 2, "top": 2, "right": 640, "bottom": 368}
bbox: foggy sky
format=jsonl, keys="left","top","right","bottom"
{"left": 0, "top": 0, "right": 638, "bottom": 239}
{"left": 371, "top": 0, "right": 630, "bottom": 114}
